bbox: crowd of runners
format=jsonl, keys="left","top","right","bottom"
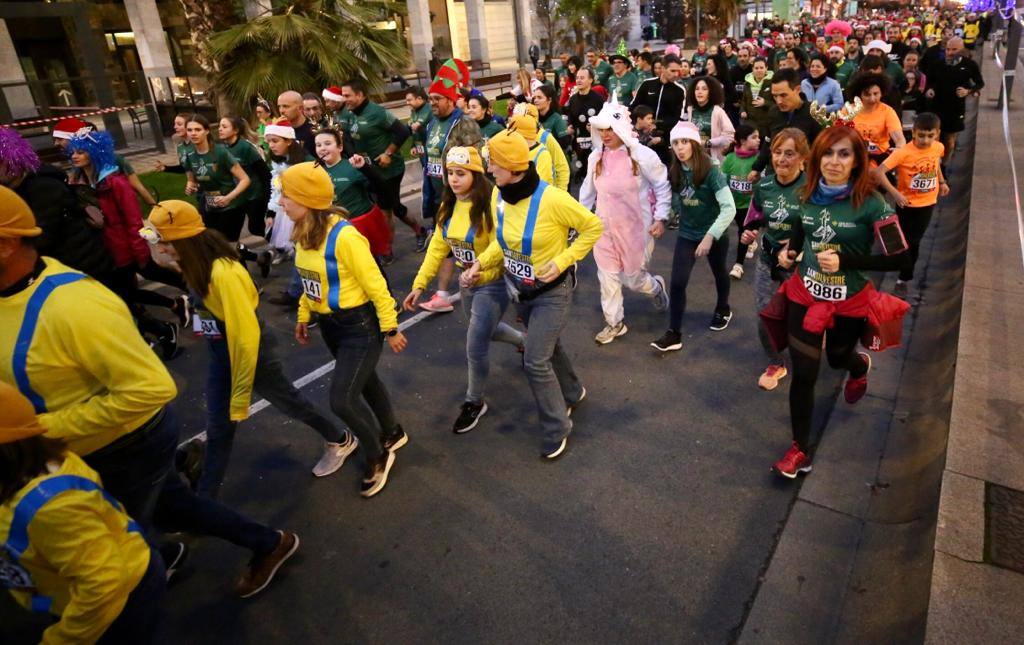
{"left": 0, "top": 5, "right": 990, "bottom": 642}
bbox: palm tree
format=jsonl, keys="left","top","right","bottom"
{"left": 184, "top": 0, "right": 408, "bottom": 112}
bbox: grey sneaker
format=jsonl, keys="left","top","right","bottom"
{"left": 652, "top": 275, "right": 668, "bottom": 311}
{"left": 595, "top": 322, "right": 628, "bottom": 345}
{"left": 312, "top": 432, "right": 358, "bottom": 477}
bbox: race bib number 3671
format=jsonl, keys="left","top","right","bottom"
{"left": 910, "top": 174, "right": 937, "bottom": 192}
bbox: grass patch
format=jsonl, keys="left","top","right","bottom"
{"left": 137, "top": 171, "right": 193, "bottom": 217}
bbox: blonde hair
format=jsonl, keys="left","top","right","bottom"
{"left": 292, "top": 205, "right": 349, "bottom": 250}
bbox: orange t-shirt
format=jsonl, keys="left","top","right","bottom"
{"left": 853, "top": 104, "right": 902, "bottom": 155}
{"left": 883, "top": 141, "right": 945, "bottom": 207}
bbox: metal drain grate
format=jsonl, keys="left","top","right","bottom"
{"left": 985, "top": 483, "right": 1024, "bottom": 574}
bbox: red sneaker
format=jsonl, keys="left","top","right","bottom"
{"left": 773, "top": 442, "right": 812, "bottom": 479}
{"left": 844, "top": 352, "right": 872, "bottom": 404}
{"left": 758, "top": 364, "right": 788, "bottom": 391}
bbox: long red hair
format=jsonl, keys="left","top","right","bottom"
{"left": 800, "top": 126, "right": 877, "bottom": 208}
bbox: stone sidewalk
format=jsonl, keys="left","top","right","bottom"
{"left": 925, "top": 44, "right": 1024, "bottom": 642}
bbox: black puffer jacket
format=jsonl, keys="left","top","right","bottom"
{"left": 15, "top": 164, "right": 114, "bottom": 279}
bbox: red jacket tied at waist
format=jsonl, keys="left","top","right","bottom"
{"left": 759, "top": 273, "right": 910, "bottom": 354}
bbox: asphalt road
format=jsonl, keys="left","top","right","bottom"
{"left": 3, "top": 186, "right": 852, "bottom": 644}
{"left": 160, "top": 190, "right": 858, "bottom": 644}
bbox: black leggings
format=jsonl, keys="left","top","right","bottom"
{"left": 668, "top": 234, "right": 731, "bottom": 331}
{"left": 896, "top": 204, "right": 934, "bottom": 281}
{"left": 244, "top": 198, "right": 267, "bottom": 239}
{"left": 787, "top": 303, "right": 869, "bottom": 450}
{"left": 204, "top": 206, "right": 247, "bottom": 243}
{"left": 734, "top": 210, "right": 750, "bottom": 264}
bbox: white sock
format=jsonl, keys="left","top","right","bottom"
{"left": 437, "top": 290, "right": 450, "bottom": 299}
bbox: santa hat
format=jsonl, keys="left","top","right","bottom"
{"left": 322, "top": 86, "right": 344, "bottom": 102}
{"left": 828, "top": 44, "right": 846, "bottom": 54}
{"left": 863, "top": 39, "right": 892, "bottom": 55}
{"left": 264, "top": 118, "right": 296, "bottom": 139}
{"left": 669, "top": 121, "right": 701, "bottom": 145}
{"left": 52, "top": 117, "right": 90, "bottom": 140}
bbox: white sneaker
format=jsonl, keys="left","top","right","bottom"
{"left": 746, "top": 239, "right": 758, "bottom": 259}
{"left": 595, "top": 322, "right": 628, "bottom": 344}
{"left": 418, "top": 293, "right": 454, "bottom": 313}
{"left": 729, "top": 263, "right": 744, "bottom": 280}
{"left": 312, "top": 433, "right": 358, "bottom": 477}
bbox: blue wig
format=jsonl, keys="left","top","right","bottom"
{"left": 0, "top": 127, "right": 41, "bottom": 177}
{"left": 66, "top": 130, "right": 117, "bottom": 173}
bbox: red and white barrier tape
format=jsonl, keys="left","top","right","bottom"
{"left": 0, "top": 103, "right": 149, "bottom": 128}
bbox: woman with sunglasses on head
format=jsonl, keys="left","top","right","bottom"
{"left": 282, "top": 162, "right": 409, "bottom": 498}
{"left": 404, "top": 147, "right": 524, "bottom": 433}
{"left": 140, "top": 201, "right": 354, "bottom": 495}
{"left": 767, "top": 126, "right": 910, "bottom": 479}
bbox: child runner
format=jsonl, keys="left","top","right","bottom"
{"left": 741, "top": 128, "right": 809, "bottom": 391}
{"left": 720, "top": 125, "right": 761, "bottom": 280}
{"left": 871, "top": 112, "right": 949, "bottom": 299}
{"left": 404, "top": 147, "right": 525, "bottom": 433}
{"left": 650, "top": 122, "right": 736, "bottom": 353}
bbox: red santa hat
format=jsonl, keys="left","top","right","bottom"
{"left": 52, "top": 117, "right": 90, "bottom": 140}
{"left": 322, "top": 86, "right": 344, "bottom": 102}
{"left": 264, "top": 118, "right": 296, "bottom": 140}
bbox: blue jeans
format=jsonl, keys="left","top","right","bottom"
{"left": 513, "top": 278, "right": 584, "bottom": 450}
{"left": 199, "top": 323, "right": 345, "bottom": 497}
{"left": 83, "top": 407, "right": 179, "bottom": 534}
{"left": 463, "top": 281, "right": 524, "bottom": 404}
{"left": 287, "top": 267, "right": 302, "bottom": 299}
{"left": 319, "top": 303, "right": 400, "bottom": 467}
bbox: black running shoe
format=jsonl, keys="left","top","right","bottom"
{"left": 160, "top": 542, "right": 189, "bottom": 583}
{"left": 159, "top": 322, "right": 181, "bottom": 360}
{"left": 650, "top": 330, "right": 683, "bottom": 352}
{"left": 415, "top": 230, "right": 429, "bottom": 252}
{"left": 453, "top": 401, "right": 488, "bottom": 434}
{"left": 382, "top": 425, "right": 408, "bottom": 452}
{"left": 709, "top": 310, "right": 733, "bottom": 332}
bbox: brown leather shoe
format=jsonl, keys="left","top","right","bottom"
{"left": 236, "top": 531, "right": 299, "bottom": 598}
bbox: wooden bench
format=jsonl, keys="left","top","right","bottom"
{"left": 466, "top": 59, "right": 492, "bottom": 76}
{"left": 472, "top": 72, "right": 513, "bottom": 94}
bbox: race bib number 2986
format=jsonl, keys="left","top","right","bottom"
{"left": 803, "top": 276, "right": 847, "bottom": 302}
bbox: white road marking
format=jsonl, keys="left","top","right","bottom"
{"left": 178, "top": 292, "right": 461, "bottom": 446}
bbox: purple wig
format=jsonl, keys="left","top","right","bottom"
{"left": 66, "top": 130, "right": 117, "bottom": 173}
{"left": 0, "top": 127, "right": 42, "bottom": 177}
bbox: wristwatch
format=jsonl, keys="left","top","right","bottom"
{"left": 385, "top": 329, "right": 398, "bottom": 337}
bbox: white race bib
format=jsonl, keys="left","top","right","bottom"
{"left": 301, "top": 275, "right": 323, "bottom": 303}
{"left": 910, "top": 174, "right": 937, "bottom": 192}
{"left": 502, "top": 250, "right": 535, "bottom": 283}
{"left": 729, "top": 177, "right": 753, "bottom": 193}
{"left": 448, "top": 240, "right": 476, "bottom": 267}
{"left": 577, "top": 137, "right": 592, "bottom": 151}
{"left": 803, "top": 276, "right": 848, "bottom": 302}
{"left": 426, "top": 160, "right": 443, "bottom": 178}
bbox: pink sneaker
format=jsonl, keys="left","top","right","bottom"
{"left": 758, "top": 364, "right": 788, "bottom": 391}
{"left": 844, "top": 352, "right": 872, "bottom": 404}
{"left": 419, "top": 293, "right": 454, "bottom": 313}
